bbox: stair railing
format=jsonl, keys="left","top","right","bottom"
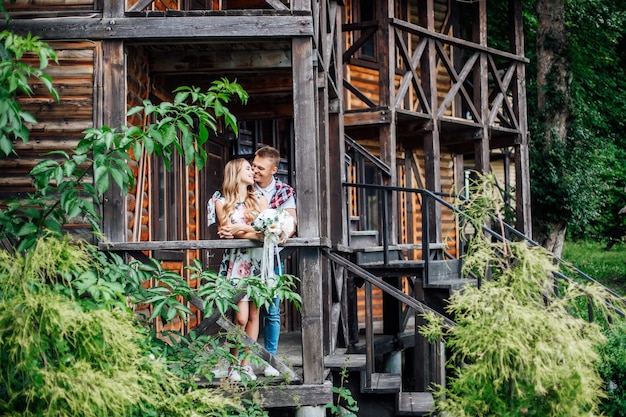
{"left": 340, "top": 180, "right": 625, "bottom": 391}
{"left": 344, "top": 181, "right": 459, "bottom": 282}
{"left": 483, "top": 214, "right": 625, "bottom": 318}
{"left": 344, "top": 181, "right": 625, "bottom": 315}
{"left": 322, "top": 249, "right": 455, "bottom": 389}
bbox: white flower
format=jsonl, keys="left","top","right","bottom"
{"left": 252, "top": 208, "right": 295, "bottom": 285}
{"left": 253, "top": 208, "right": 295, "bottom": 243}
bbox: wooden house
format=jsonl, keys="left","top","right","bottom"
{"left": 2, "top": 0, "right": 530, "bottom": 415}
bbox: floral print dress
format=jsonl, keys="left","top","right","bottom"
{"left": 217, "top": 199, "right": 262, "bottom": 295}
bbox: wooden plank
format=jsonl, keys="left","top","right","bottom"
{"left": 292, "top": 32, "right": 324, "bottom": 386}
{"left": 343, "top": 109, "right": 391, "bottom": 126}
{"left": 2, "top": 15, "right": 314, "bottom": 40}
{"left": 396, "top": 392, "right": 435, "bottom": 416}
{"left": 263, "top": 0, "right": 289, "bottom": 11}
{"left": 100, "top": 40, "right": 126, "bottom": 243}
{"left": 148, "top": 49, "right": 291, "bottom": 73}
{"left": 98, "top": 237, "right": 330, "bottom": 251}
{"left": 324, "top": 353, "right": 366, "bottom": 371}
{"left": 252, "top": 382, "right": 334, "bottom": 407}
{"left": 361, "top": 372, "right": 401, "bottom": 394}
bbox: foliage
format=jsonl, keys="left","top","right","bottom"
{"left": 0, "top": 31, "right": 300, "bottom": 417}
{"left": 0, "top": 29, "right": 58, "bottom": 157}
{"left": 562, "top": 239, "right": 626, "bottom": 296}
{"left": 420, "top": 173, "right": 626, "bottom": 416}
{"left": 190, "top": 260, "right": 301, "bottom": 318}
{"left": 0, "top": 79, "right": 248, "bottom": 253}
{"left": 598, "top": 322, "right": 626, "bottom": 417}
{"left": 0, "top": 235, "right": 246, "bottom": 417}
{"left": 325, "top": 365, "right": 359, "bottom": 417}
{"left": 521, "top": 0, "right": 626, "bottom": 241}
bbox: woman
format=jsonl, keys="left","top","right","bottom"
{"left": 214, "top": 158, "right": 268, "bottom": 382}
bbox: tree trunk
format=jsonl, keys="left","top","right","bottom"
{"left": 532, "top": 0, "right": 571, "bottom": 253}
{"left": 541, "top": 221, "right": 566, "bottom": 259}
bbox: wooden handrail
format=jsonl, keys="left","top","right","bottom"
{"left": 98, "top": 237, "right": 330, "bottom": 251}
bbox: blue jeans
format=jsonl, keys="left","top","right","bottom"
{"left": 263, "top": 261, "right": 283, "bottom": 355}
{"left": 263, "top": 296, "right": 281, "bottom": 355}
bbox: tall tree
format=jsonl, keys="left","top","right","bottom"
{"left": 529, "top": 0, "right": 626, "bottom": 254}
{"left": 531, "top": 0, "right": 571, "bottom": 256}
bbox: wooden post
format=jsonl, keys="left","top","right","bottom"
{"left": 420, "top": 0, "right": 442, "bottom": 245}
{"left": 473, "top": 0, "right": 490, "bottom": 173}
{"left": 510, "top": 0, "right": 532, "bottom": 237}
{"left": 100, "top": 39, "right": 127, "bottom": 243}
{"left": 100, "top": 0, "right": 126, "bottom": 243}
{"left": 293, "top": 33, "right": 324, "bottom": 384}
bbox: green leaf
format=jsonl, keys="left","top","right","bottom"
{"left": 16, "top": 222, "right": 38, "bottom": 237}
{"left": 126, "top": 105, "right": 145, "bottom": 116}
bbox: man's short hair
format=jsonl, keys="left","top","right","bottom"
{"left": 255, "top": 145, "right": 281, "bottom": 168}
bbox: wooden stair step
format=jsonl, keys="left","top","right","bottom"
{"left": 360, "top": 372, "right": 401, "bottom": 394}
{"left": 354, "top": 243, "right": 447, "bottom": 252}
{"left": 425, "top": 278, "right": 476, "bottom": 289}
{"left": 396, "top": 391, "right": 435, "bottom": 415}
{"left": 324, "top": 353, "right": 366, "bottom": 371}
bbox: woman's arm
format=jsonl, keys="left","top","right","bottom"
{"left": 216, "top": 200, "right": 262, "bottom": 240}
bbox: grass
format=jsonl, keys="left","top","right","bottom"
{"left": 562, "top": 240, "right": 626, "bottom": 296}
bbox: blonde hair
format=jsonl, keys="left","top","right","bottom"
{"left": 220, "top": 158, "right": 262, "bottom": 224}
{"left": 255, "top": 145, "right": 281, "bottom": 168}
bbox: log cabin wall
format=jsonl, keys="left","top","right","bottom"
{"left": 126, "top": 48, "right": 205, "bottom": 333}
{"left": 0, "top": 40, "right": 99, "bottom": 242}
{"left": 4, "top": 0, "right": 97, "bottom": 14}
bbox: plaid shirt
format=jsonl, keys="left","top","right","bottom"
{"left": 269, "top": 178, "right": 296, "bottom": 209}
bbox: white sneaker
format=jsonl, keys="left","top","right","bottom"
{"left": 264, "top": 364, "right": 280, "bottom": 377}
{"left": 227, "top": 367, "right": 241, "bottom": 382}
{"left": 241, "top": 365, "right": 257, "bottom": 381}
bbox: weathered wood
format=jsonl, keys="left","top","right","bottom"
{"left": 263, "top": 0, "right": 289, "bottom": 11}
{"left": 99, "top": 237, "right": 329, "bottom": 251}
{"left": 292, "top": 32, "right": 324, "bottom": 385}
{"left": 389, "top": 18, "right": 528, "bottom": 64}
{"left": 100, "top": 40, "right": 126, "bottom": 243}
{"left": 361, "top": 372, "right": 401, "bottom": 393}
{"left": 396, "top": 391, "right": 435, "bottom": 416}
{"left": 252, "top": 381, "right": 333, "bottom": 407}
{"left": 2, "top": 16, "right": 313, "bottom": 40}
{"left": 324, "top": 353, "right": 366, "bottom": 371}
{"left": 149, "top": 49, "right": 292, "bottom": 73}
{"left": 343, "top": 108, "right": 391, "bottom": 126}
{"left": 128, "top": 0, "right": 155, "bottom": 12}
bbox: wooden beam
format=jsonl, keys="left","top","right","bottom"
{"left": 2, "top": 15, "right": 313, "bottom": 40}
{"left": 292, "top": 36, "right": 324, "bottom": 385}
{"left": 149, "top": 49, "right": 292, "bottom": 73}
{"left": 343, "top": 109, "right": 392, "bottom": 126}
{"left": 100, "top": 40, "right": 126, "bottom": 243}
{"left": 253, "top": 382, "right": 334, "bottom": 407}
{"left": 98, "top": 237, "right": 330, "bottom": 251}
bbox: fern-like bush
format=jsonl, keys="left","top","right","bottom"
{"left": 0, "top": 235, "right": 247, "bottom": 417}
{"left": 420, "top": 173, "right": 626, "bottom": 417}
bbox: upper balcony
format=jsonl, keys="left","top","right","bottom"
{"left": 3, "top": 0, "right": 301, "bottom": 17}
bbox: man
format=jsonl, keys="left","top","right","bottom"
{"left": 251, "top": 145, "right": 296, "bottom": 377}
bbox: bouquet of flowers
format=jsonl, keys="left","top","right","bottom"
{"left": 252, "top": 208, "right": 295, "bottom": 284}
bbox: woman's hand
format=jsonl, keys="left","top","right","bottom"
{"left": 217, "top": 225, "right": 235, "bottom": 239}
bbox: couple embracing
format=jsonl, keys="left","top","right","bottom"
{"left": 207, "top": 145, "right": 296, "bottom": 382}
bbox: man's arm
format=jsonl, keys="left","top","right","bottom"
{"left": 285, "top": 207, "right": 297, "bottom": 236}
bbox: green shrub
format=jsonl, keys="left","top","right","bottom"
{"left": 420, "top": 174, "right": 626, "bottom": 416}
{"left": 598, "top": 322, "right": 626, "bottom": 416}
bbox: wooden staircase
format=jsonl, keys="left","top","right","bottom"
{"left": 325, "top": 353, "right": 435, "bottom": 416}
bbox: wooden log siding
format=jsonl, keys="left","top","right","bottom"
{"left": 1, "top": 42, "right": 95, "bottom": 199}
{"left": 5, "top": 0, "right": 95, "bottom": 11}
